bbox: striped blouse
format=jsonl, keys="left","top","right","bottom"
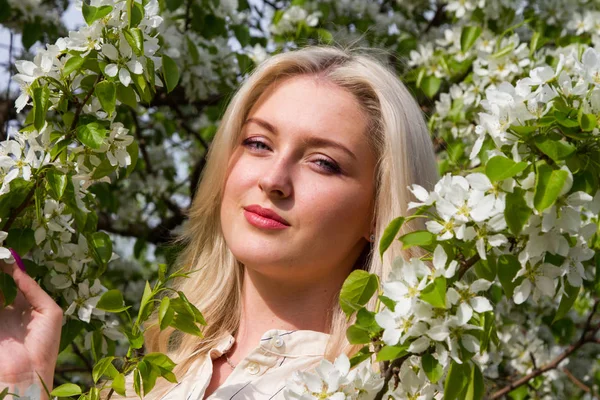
{"left": 159, "top": 329, "right": 330, "bottom": 400}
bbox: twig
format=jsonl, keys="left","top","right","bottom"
{"left": 423, "top": 3, "right": 446, "bottom": 34}
{"left": 374, "top": 355, "right": 409, "bottom": 400}
{"left": 490, "top": 300, "right": 600, "bottom": 399}
{"left": 562, "top": 367, "right": 591, "bottom": 393}
{"left": 70, "top": 75, "right": 101, "bottom": 132}
{"left": 1, "top": 181, "right": 37, "bottom": 231}
{"left": 457, "top": 254, "right": 481, "bottom": 280}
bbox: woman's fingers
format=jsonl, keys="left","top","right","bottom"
{"left": 0, "top": 259, "right": 61, "bottom": 317}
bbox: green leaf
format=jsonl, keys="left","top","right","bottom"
{"left": 460, "top": 26, "right": 482, "bottom": 52}
{"left": 379, "top": 216, "right": 405, "bottom": 259}
{"left": 133, "top": 367, "right": 142, "bottom": 398}
{"left": 59, "top": 319, "right": 86, "bottom": 353}
{"left": 444, "top": 360, "right": 470, "bottom": 400}
{"left": 186, "top": 36, "right": 200, "bottom": 64}
{"left": 0, "top": 271, "right": 17, "bottom": 307}
{"left": 420, "top": 276, "right": 446, "bottom": 308}
{"left": 464, "top": 362, "right": 484, "bottom": 400}
{"left": 91, "top": 231, "right": 112, "bottom": 265}
{"left": 422, "top": 353, "right": 443, "bottom": 383}
{"left": 123, "top": 28, "right": 144, "bottom": 57}
{"left": 236, "top": 54, "right": 253, "bottom": 74}
{"left": 479, "top": 311, "right": 497, "bottom": 354}
{"left": 32, "top": 86, "right": 50, "bottom": 131}
{"left": 316, "top": 28, "right": 333, "bottom": 44}
{"left": 21, "top": 21, "right": 42, "bottom": 49}
{"left": 144, "top": 353, "right": 177, "bottom": 370}
{"left": 91, "top": 157, "right": 117, "bottom": 180}
{"left": 126, "top": 329, "right": 144, "bottom": 349}
{"left": 533, "top": 136, "right": 576, "bottom": 163}
{"left": 76, "top": 122, "right": 107, "bottom": 149}
{"left": 177, "top": 291, "right": 206, "bottom": 324}
{"left": 112, "top": 373, "right": 126, "bottom": 396}
{"left": 534, "top": 163, "right": 569, "bottom": 212}
{"left": 97, "top": 289, "right": 130, "bottom": 313}
{"left": 170, "top": 314, "right": 203, "bottom": 337}
{"left": 474, "top": 255, "right": 496, "bottom": 282}
{"left": 339, "top": 270, "right": 379, "bottom": 317}
{"left": 421, "top": 75, "right": 442, "bottom": 98}
{"left": 138, "top": 281, "right": 153, "bottom": 321}
{"left": 579, "top": 113, "right": 597, "bottom": 132}
{"left": 492, "top": 43, "right": 515, "bottom": 58}
{"left": 232, "top": 25, "right": 251, "bottom": 47}
{"left": 398, "top": 230, "right": 435, "bottom": 250}
{"left": 379, "top": 295, "right": 395, "bottom": 312}
{"left": 349, "top": 347, "right": 372, "bottom": 367}
{"left": 82, "top": 3, "right": 113, "bottom": 25}
{"left": 117, "top": 84, "right": 138, "bottom": 108}
{"left": 128, "top": 0, "right": 144, "bottom": 27}
{"left": 376, "top": 344, "right": 409, "bottom": 361}
{"left": 555, "top": 110, "right": 579, "bottom": 128}
{"left": 137, "top": 360, "right": 159, "bottom": 396}
{"left": 63, "top": 55, "right": 86, "bottom": 76}
{"left": 346, "top": 325, "right": 371, "bottom": 344}
{"left": 125, "top": 140, "right": 139, "bottom": 177}
{"left": 46, "top": 169, "right": 68, "bottom": 200}
{"left": 95, "top": 80, "right": 116, "bottom": 117}
{"left": 508, "top": 385, "right": 529, "bottom": 400}
{"left": 505, "top": 188, "right": 532, "bottom": 235}
{"left": 51, "top": 383, "right": 82, "bottom": 397}
{"left": 553, "top": 281, "right": 580, "bottom": 323}
{"left": 6, "top": 228, "right": 35, "bottom": 255}
{"left": 92, "top": 356, "right": 116, "bottom": 383}
{"left": 158, "top": 296, "right": 174, "bottom": 330}
{"left": 497, "top": 254, "right": 522, "bottom": 298}
{"left": 0, "top": 0, "right": 11, "bottom": 22}
{"left": 485, "top": 156, "right": 527, "bottom": 182}
{"left": 356, "top": 308, "right": 381, "bottom": 332}
{"left": 162, "top": 55, "right": 180, "bottom": 93}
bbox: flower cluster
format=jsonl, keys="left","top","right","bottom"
{"left": 285, "top": 354, "right": 383, "bottom": 400}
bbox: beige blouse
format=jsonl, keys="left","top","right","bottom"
{"left": 160, "top": 329, "right": 330, "bottom": 400}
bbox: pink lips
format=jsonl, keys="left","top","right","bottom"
{"left": 243, "top": 205, "right": 290, "bottom": 230}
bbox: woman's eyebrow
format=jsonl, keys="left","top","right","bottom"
{"left": 243, "top": 117, "right": 357, "bottom": 160}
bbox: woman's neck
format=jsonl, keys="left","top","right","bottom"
{"left": 228, "top": 266, "right": 347, "bottom": 362}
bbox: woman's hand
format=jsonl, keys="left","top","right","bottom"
{"left": 0, "top": 253, "right": 63, "bottom": 399}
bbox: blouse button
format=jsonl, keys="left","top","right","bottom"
{"left": 246, "top": 362, "right": 260, "bottom": 375}
{"left": 273, "top": 337, "right": 284, "bottom": 348}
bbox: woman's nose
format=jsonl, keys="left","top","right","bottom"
{"left": 258, "top": 158, "right": 293, "bottom": 199}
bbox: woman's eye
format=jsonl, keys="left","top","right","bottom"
{"left": 314, "top": 158, "right": 342, "bottom": 174}
{"left": 242, "top": 138, "right": 271, "bottom": 151}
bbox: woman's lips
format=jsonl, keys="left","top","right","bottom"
{"left": 243, "top": 206, "right": 290, "bottom": 230}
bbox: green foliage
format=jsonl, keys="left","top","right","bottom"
{"left": 420, "top": 277, "right": 447, "bottom": 308}
{"left": 379, "top": 216, "right": 405, "bottom": 258}
{"left": 339, "top": 270, "right": 379, "bottom": 317}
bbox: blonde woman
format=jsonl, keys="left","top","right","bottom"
{"left": 0, "top": 46, "right": 439, "bottom": 400}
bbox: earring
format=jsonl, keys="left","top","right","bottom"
{"left": 369, "top": 234, "right": 375, "bottom": 242}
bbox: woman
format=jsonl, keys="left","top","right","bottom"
{"left": 0, "top": 46, "right": 439, "bottom": 400}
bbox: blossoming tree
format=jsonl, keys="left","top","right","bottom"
{"left": 0, "top": 0, "right": 599, "bottom": 399}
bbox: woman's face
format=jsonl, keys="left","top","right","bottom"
{"left": 220, "top": 75, "right": 377, "bottom": 284}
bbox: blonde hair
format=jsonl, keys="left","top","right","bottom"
{"left": 134, "top": 45, "right": 438, "bottom": 399}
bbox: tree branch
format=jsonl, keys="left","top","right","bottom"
{"left": 490, "top": 300, "right": 600, "bottom": 399}
{"left": 457, "top": 254, "right": 481, "bottom": 280}
{"left": 374, "top": 355, "right": 410, "bottom": 400}
{"left": 130, "top": 108, "right": 154, "bottom": 175}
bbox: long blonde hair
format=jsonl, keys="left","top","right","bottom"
{"left": 138, "top": 45, "right": 439, "bottom": 399}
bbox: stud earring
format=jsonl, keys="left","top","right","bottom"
{"left": 369, "top": 234, "right": 375, "bottom": 242}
